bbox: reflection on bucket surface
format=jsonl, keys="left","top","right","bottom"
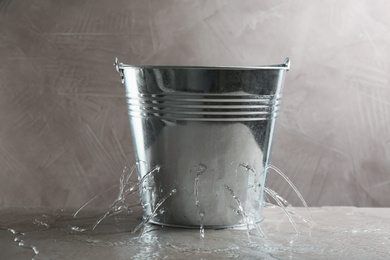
{"left": 115, "top": 58, "right": 290, "bottom": 228}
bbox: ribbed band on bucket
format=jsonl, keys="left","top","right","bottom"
{"left": 126, "top": 93, "right": 282, "bottom": 121}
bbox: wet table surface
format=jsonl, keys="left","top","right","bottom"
{"left": 1, "top": 207, "right": 390, "bottom": 259}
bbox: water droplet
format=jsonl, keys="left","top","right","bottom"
{"left": 197, "top": 163, "right": 207, "bottom": 174}
{"left": 239, "top": 163, "right": 255, "bottom": 172}
{"left": 199, "top": 212, "right": 205, "bottom": 240}
{"left": 31, "top": 246, "right": 39, "bottom": 255}
{"left": 33, "top": 219, "right": 50, "bottom": 228}
{"left": 71, "top": 226, "right": 86, "bottom": 232}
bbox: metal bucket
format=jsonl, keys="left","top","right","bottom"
{"left": 115, "top": 58, "right": 290, "bottom": 228}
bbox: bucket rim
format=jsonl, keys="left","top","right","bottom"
{"left": 114, "top": 57, "right": 290, "bottom": 71}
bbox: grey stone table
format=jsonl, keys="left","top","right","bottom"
{"left": 1, "top": 207, "right": 389, "bottom": 259}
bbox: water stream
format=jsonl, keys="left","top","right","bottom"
{"left": 132, "top": 188, "right": 177, "bottom": 234}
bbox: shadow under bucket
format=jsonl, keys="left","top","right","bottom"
{"left": 115, "top": 58, "right": 290, "bottom": 228}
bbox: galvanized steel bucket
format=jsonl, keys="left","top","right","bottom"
{"left": 115, "top": 58, "right": 290, "bottom": 228}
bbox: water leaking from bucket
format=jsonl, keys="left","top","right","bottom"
{"left": 73, "top": 163, "right": 309, "bottom": 236}
{"left": 1, "top": 163, "right": 310, "bottom": 259}
{"left": 199, "top": 212, "right": 205, "bottom": 249}
{"left": 265, "top": 187, "right": 299, "bottom": 233}
{"left": 266, "top": 165, "right": 309, "bottom": 213}
{"left": 132, "top": 188, "right": 177, "bottom": 234}
{"left": 91, "top": 164, "right": 161, "bottom": 230}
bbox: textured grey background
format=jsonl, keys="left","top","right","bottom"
{"left": 1, "top": 0, "right": 389, "bottom": 208}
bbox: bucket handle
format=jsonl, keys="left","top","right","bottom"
{"left": 114, "top": 57, "right": 290, "bottom": 78}
{"left": 283, "top": 57, "right": 290, "bottom": 71}
{"left": 114, "top": 57, "right": 124, "bottom": 83}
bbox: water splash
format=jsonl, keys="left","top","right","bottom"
{"left": 133, "top": 189, "right": 177, "bottom": 234}
{"left": 71, "top": 226, "right": 86, "bottom": 232}
{"left": 91, "top": 165, "right": 160, "bottom": 230}
{"left": 2, "top": 207, "right": 389, "bottom": 259}
{"left": 91, "top": 209, "right": 123, "bottom": 230}
{"left": 1, "top": 227, "right": 39, "bottom": 259}
{"left": 0, "top": 160, "right": 316, "bottom": 259}
{"left": 32, "top": 219, "right": 50, "bottom": 228}
{"left": 16, "top": 240, "right": 39, "bottom": 257}
{"left": 71, "top": 161, "right": 309, "bottom": 239}
{"left": 238, "top": 163, "right": 259, "bottom": 192}
{"left": 71, "top": 162, "right": 309, "bottom": 239}
{"left": 73, "top": 165, "right": 136, "bottom": 218}
{"left": 264, "top": 202, "right": 309, "bottom": 225}
{"left": 265, "top": 187, "right": 299, "bottom": 233}
{"left": 224, "top": 185, "right": 264, "bottom": 238}
{"left": 73, "top": 184, "right": 119, "bottom": 218}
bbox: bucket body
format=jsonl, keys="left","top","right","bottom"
{"left": 116, "top": 59, "right": 290, "bottom": 228}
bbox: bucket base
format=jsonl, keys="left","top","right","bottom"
{"left": 148, "top": 216, "right": 264, "bottom": 229}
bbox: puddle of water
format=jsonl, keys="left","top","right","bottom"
{"left": 2, "top": 207, "right": 390, "bottom": 259}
